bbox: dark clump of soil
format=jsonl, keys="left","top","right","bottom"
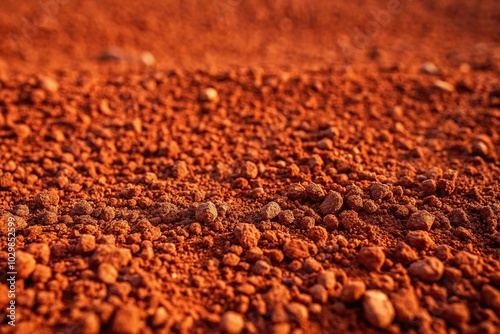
{"left": 0, "top": 0, "right": 500, "bottom": 333}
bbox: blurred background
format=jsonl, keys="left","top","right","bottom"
{"left": 0, "top": 0, "right": 499, "bottom": 72}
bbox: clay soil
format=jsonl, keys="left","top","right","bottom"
{"left": 1, "top": 0, "right": 500, "bottom": 333}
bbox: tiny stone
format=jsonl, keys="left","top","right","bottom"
{"left": 26, "top": 243, "right": 51, "bottom": 264}
{"left": 35, "top": 190, "right": 60, "bottom": 208}
{"left": 303, "top": 257, "right": 323, "bottom": 273}
{"left": 317, "top": 270, "right": 336, "bottom": 290}
{"left": 322, "top": 214, "right": 339, "bottom": 230}
{"left": 362, "top": 290, "right": 395, "bottom": 329}
{"left": 260, "top": 201, "right": 281, "bottom": 220}
{"left": 17, "top": 251, "right": 36, "bottom": 279}
{"left": 408, "top": 257, "right": 444, "bottom": 282}
{"left": 77, "top": 234, "right": 96, "bottom": 253}
{"left": 441, "top": 302, "right": 470, "bottom": 326}
{"left": 317, "top": 138, "right": 333, "bottom": 150}
{"left": 308, "top": 226, "right": 328, "bottom": 245}
{"left": 97, "top": 263, "right": 119, "bottom": 284}
{"left": 72, "top": 200, "right": 93, "bottom": 216}
{"left": 220, "top": 311, "right": 245, "bottom": 334}
{"left": 309, "top": 284, "right": 328, "bottom": 303}
{"left": 346, "top": 195, "right": 363, "bottom": 211}
{"left": 341, "top": 281, "right": 366, "bottom": 303}
{"left": 278, "top": 210, "right": 295, "bottom": 224}
{"left": 200, "top": 87, "right": 219, "bottom": 102}
{"left": 283, "top": 240, "right": 311, "bottom": 259}
{"left": 241, "top": 161, "right": 259, "bottom": 179}
{"left": 358, "top": 246, "right": 386, "bottom": 272}
{"left": 253, "top": 260, "right": 272, "bottom": 275}
{"left": 405, "top": 230, "right": 434, "bottom": 250}
{"left": 196, "top": 201, "right": 218, "bottom": 223}
{"left": 287, "top": 183, "right": 306, "bottom": 199}
{"left": 234, "top": 223, "right": 261, "bottom": 248}
{"left": 338, "top": 210, "right": 360, "bottom": 230}
{"left": 421, "top": 62, "right": 439, "bottom": 74}
{"left": 433, "top": 80, "right": 454, "bottom": 92}
{"left": 37, "top": 211, "right": 58, "bottom": 225}
{"left": 305, "top": 183, "right": 326, "bottom": 202}
{"left": 111, "top": 305, "right": 141, "bottom": 334}
{"left": 407, "top": 210, "right": 435, "bottom": 231}
{"left": 319, "top": 191, "right": 343, "bottom": 215}
{"left": 222, "top": 253, "right": 240, "bottom": 267}
{"left": 308, "top": 154, "right": 324, "bottom": 169}
{"left": 370, "top": 182, "right": 390, "bottom": 201}
{"left": 286, "top": 302, "right": 309, "bottom": 324}
{"left": 173, "top": 161, "right": 189, "bottom": 179}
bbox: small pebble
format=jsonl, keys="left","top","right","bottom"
{"left": 358, "top": 246, "right": 385, "bottom": 272}
{"left": 421, "top": 62, "right": 439, "bottom": 74}
{"left": 77, "top": 234, "right": 96, "bottom": 253}
{"left": 341, "top": 281, "right": 366, "bottom": 303}
{"left": 408, "top": 257, "right": 444, "bottom": 282}
{"left": 196, "top": 201, "right": 218, "bottom": 223}
{"left": 319, "top": 191, "right": 343, "bottom": 214}
{"left": 286, "top": 302, "right": 309, "bottom": 324}
{"left": 220, "top": 311, "right": 245, "bottom": 334}
{"left": 72, "top": 200, "right": 93, "bottom": 216}
{"left": 111, "top": 305, "right": 141, "bottom": 334}
{"left": 407, "top": 210, "right": 435, "bottom": 231}
{"left": 17, "top": 251, "right": 37, "bottom": 279}
{"left": 260, "top": 201, "right": 281, "bottom": 220}
{"left": 362, "top": 290, "right": 395, "bottom": 329}
{"left": 222, "top": 253, "right": 240, "bottom": 267}
{"left": 370, "top": 182, "right": 390, "bottom": 201}
{"left": 200, "top": 87, "right": 219, "bottom": 102}
{"left": 305, "top": 183, "right": 326, "bottom": 202}
{"left": 283, "top": 240, "right": 311, "bottom": 259}
{"left": 433, "top": 80, "right": 454, "bottom": 92}
{"left": 234, "top": 223, "right": 261, "bottom": 248}
{"left": 97, "top": 263, "right": 118, "bottom": 284}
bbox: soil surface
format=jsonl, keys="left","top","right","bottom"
{"left": 1, "top": 1, "right": 500, "bottom": 333}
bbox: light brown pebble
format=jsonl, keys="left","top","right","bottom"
{"left": 441, "top": 302, "right": 470, "bottom": 326}
{"left": 241, "top": 161, "right": 259, "bottom": 179}
{"left": 405, "top": 230, "right": 434, "bottom": 250}
{"left": 358, "top": 246, "right": 385, "bottom": 272}
{"left": 253, "top": 260, "right": 272, "bottom": 275}
{"left": 111, "top": 305, "right": 141, "bottom": 334}
{"left": 26, "top": 243, "right": 51, "bottom": 264}
{"left": 260, "top": 201, "right": 281, "bottom": 220}
{"left": 363, "top": 290, "right": 395, "bottom": 329}
{"left": 341, "top": 281, "right": 366, "bottom": 303}
{"left": 17, "top": 251, "right": 36, "bottom": 279}
{"left": 370, "top": 182, "right": 391, "bottom": 201}
{"left": 390, "top": 288, "right": 420, "bottom": 323}
{"left": 200, "top": 87, "right": 219, "bottom": 102}
{"left": 77, "top": 234, "right": 96, "bottom": 253}
{"left": 319, "top": 191, "right": 343, "bottom": 215}
{"left": 196, "top": 201, "right": 218, "bottom": 223}
{"left": 286, "top": 302, "right": 309, "bottom": 323}
{"left": 407, "top": 210, "right": 435, "bottom": 231}
{"left": 317, "top": 270, "right": 336, "bottom": 290}
{"left": 220, "top": 311, "right": 245, "bottom": 334}
{"left": 309, "top": 284, "right": 328, "bottom": 303}
{"left": 408, "top": 257, "right": 444, "bottom": 282}
{"left": 234, "top": 223, "right": 261, "bottom": 248}
{"left": 305, "top": 183, "right": 326, "bottom": 202}
{"left": 283, "top": 240, "right": 311, "bottom": 259}
{"left": 72, "top": 200, "right": 93, "bottom": 216}
{"left": 222, "top": 253, "right": 241, "bottom": 267}
{"left": 97, "top": 263, "right": 119, "bottom": 284}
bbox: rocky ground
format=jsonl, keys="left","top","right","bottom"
{"left": 0, "top": 0, "right": 499, "bottom": 333}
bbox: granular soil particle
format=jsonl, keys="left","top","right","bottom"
{"left": 0, "top": 0, "right": 500, "bottom": 333}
